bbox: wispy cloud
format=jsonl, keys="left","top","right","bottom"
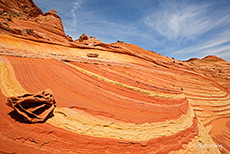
{"left": 71, "top": 0, "right": 85, "bottom": 27}
{"left": 165, "top": 29, "right": 230, "bottom": 61}
{"left": 173, "top": 29, "right": 230, "bottom": 54}
{"left": 144, "top": 1, "right": 229, "bottom": 41}
{"left": 66, "top": 9, "right": 160, "bottom": 45}
{"left": 37, "top": 0, "right": 230, "bottom": 61}
{"left": 143, "top": 1, "right": 230, "bottom": 61}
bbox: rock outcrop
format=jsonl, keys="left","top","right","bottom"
{"left": 6, "top": 89, "right": 56, "bottom": 123}
{"left": 35, "top": 9, "right": 65, "bottom": 37}
{"left": 75, "top": 33, "right": 102, "bottom": 45}
{"left": 0, "top": 0, "right": 70, "bottom": 44}
{"left": 186, "top": 56, "right": 230, "bottom": 91}
{"left": 0, "top": 0, "right": 43, "bottom": 17}
{"left": 78, "top": 33, "right": 89, "bottom": 42}
{"left": 87, "top": 53, "right": 99, "bottom": 58}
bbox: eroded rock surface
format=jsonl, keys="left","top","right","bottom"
{"left": 186, "top": 55, "right": 230, "bottom": 91}
{"left": 87, "top": 53, "right": 99, "bottom": 58}
{"left": 0, "top": 0, "right": 69, "bottom": 43}
{"left": 75, "top": 33, "right": 102, "bottom": 45}
{"left": 0, "top": 0, "right": 43, "bottom": 17}
{"left": 6, "top": 89, "right": 56, "bottom": 123}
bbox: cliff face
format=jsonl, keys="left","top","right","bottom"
{"left": 0, "top": 0, "right": 69, "bottom": 43}
{"left": 0, "top": 0, "right": 230, "bottom": 154}
{"left": 0, "top": 0, "right": 43, "bottom": 17}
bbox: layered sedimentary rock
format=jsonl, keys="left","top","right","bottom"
{"left": 0, "top": 55, "right": 221, "bottom": 154}
{"left": 6, "top": 89, "right": 56, "bottom": 123}
{"left": 74, "top": 33, "right": 102, "bottom": 46}
{"left": 0, "top": 35, "right": 229, "bottom": 154}
{"left": 186, "top": 56, "right": 230, "bottom": 91}
{"left": 0, "top": 0, "right": 43, "bottom": 17}
{"left": 0, "top": 0, "right": 230, "bottom": 153}
{"left": 0, "top": 0, "right": 69, "bottom": 44}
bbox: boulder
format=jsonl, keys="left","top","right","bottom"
{"left": 87, "top": 53, "right": 99, "bottom": 58}
{"left": 6, "top": 89, "right": 56, "bottom": 123}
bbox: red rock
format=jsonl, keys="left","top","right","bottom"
{"left": 185, "top": 57, "right": 200, "bottom": 62}
{"left": 6, "top": 89, "right": 56, "bottom": 123}
{"left": 0, "top": 0, "right": 70, "bottom": 44}
{"left": 44, "top": 9, "right": 59, "bottom": 18}
{"left": 0, "top": 0, "right": 43, "bottom": 17}
{"left": 201, "top": 55, "right": 227, "bottom": 62}
{"left": 186, "top": 55, "right": 230, "bottom": 91}
{"left": 74, "top": 33, "right": 101, "bottom": 46}
{"left": 87, "top": 53, "right": 99, "bottom": 58}
{"left": 66, "top": 35, "right": 73, "bottom": 42}
{"left": 78, "top": 33, "right": 89, "bottom": 42}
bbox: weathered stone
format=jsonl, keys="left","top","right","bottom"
{"left": 87, "top": 53, "right": 99, "bottom": 58}
{"left": 6, "top": 89, "right": 56, "bottom": 123}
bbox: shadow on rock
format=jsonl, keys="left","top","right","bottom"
{"left": 8, "top": 109, "right": 55, "bottom": 124}
{"left": 6, "top": 89, "right": 56, "bottom": 123}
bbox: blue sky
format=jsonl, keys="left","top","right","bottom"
{"left": 33, "top": 0, "right": 230, "bottom": 61}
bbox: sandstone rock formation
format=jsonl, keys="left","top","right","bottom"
{"left": 75, "top": 33, "right": 102, "bottom": 45}
{"left": 78, "top": 33, "right": 89, "bottom": 42}
{"left": 0, "top": 0, "right": 43, "bottom": 17}
{"left": 0, "top": 0, "right": 70, "bottom": 44}
{"left": 87, "top": 52, "right": 99, "bottom": 58}
{"left": 6, "top": 89, "right": 56, "bottom": 123}
{"left": 186, "top": 55, "right": 230, "bottom": 91}
{"left": 0, "top": 0, "right": 229, "bottom": 154}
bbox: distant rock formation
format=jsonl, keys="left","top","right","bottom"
{"left": 201, "top": 55, "right": 227, "bottom": 62}
{"left": 78, "top": 33, "right": 89, "bottom": 42}
{"left": 75, "top": 33, "right": 102, "bottom": 45}
{"left": 66, "top": 35, "right": 73, "bottom": 42}
{"left": 186, "top": 55, "right": 230, "bottom": 91}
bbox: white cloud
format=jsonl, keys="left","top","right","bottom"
{"left": 142, "top": 1, "right": 230, "bottom": 61}
{"left": 168, "top": 30, "right": 230, "bottom": 61}
{"left": 65, "top": 0, "right": 230, "bottom": 61}
{"left": 71, "top": 0, "right": 85, "bottom": 27}
{"left": 202, "top": 45, "right": 229, "bottom": 55}
{"left": 66, "top": 9, "right": 160, "bottom": 45}
{"left": 174, "top": 32, "right": 230, "bottom": 54}
{"left": 144, "top": 2, "right": 229, "bottom": 40}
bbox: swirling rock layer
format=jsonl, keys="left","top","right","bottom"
{"left": 0, "top": 52, "right": 227, "bottom": 153}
